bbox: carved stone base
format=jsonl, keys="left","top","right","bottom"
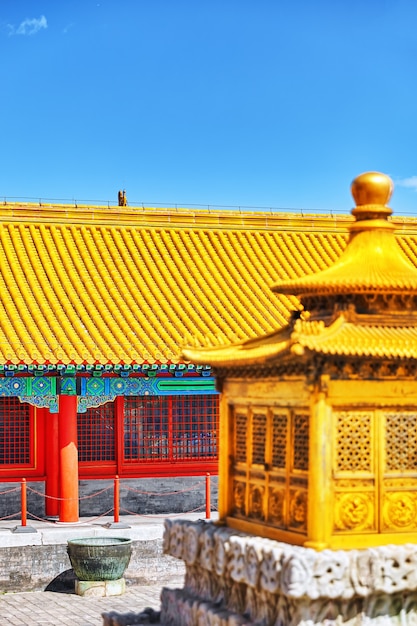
{"left": 161, "top": 518, "right": 417, "bottom": 625}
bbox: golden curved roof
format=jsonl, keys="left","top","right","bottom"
{"left": 272, "top": 172, "right": 417, "bottom": 297}
{"left": 182, "top": 316, "right": 417, "bottom": 368}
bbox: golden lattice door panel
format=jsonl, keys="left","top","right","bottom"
{"left": 333, "top": 410, "right": 377, "bottom": 534}
{"left": 381, "top": 411, "right": 417, "bottom": 533}
{"left": 333, "top": 409, "right": 417, "bottom": 535}
{"left": 230, "top": 405, "right": 309, "bottom": 534}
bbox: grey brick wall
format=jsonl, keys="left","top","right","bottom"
{"left": 0, "top": 539, "right": 185, "bottom": 593}
{"left": 0, "top": 476, "right": 218, "bottom": 519}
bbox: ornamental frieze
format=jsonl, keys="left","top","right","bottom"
{"left": 0, "top": 375, "right": 217, "bottom": 412}
{"left": 162, "top": 519, "right": 417, "bottom": 625}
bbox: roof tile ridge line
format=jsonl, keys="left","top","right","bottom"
{"left": 270, "top": 231, "right": 306, "bottom": 280}
{"left": 8, "top": 225, "right": 51, "bottom": 358}
{"left": 81, "top": 226, "right": 144, "bottom": 361}
{"left": 119, "top": 228, "right": 183, "bottom": 352}
{"left": 177, "top": 229, "right": 246, "bottom": 340}
{"left": 251, "top": 231, "right": 301, "bottom": 324}
{"left": 395, "top": 236, "right": 417, "bottom": 268}
{"left": 76, "top": 225, "right": 141, "bottom": 360}
{"left": 51, "top": 225, "right": 114, "bottom": 361}
{"left": 104, "top": 229, "right": 169, "bottom": 358}
{"left": 43, "top": 225, "right": 106, "bottom": 360}
{"left": 132, "top": 229, "right": 198, "bottom": 346}
{"left": 0, "top": 230, "right": 31, "bottom": 361}
{"left": 146, "top": 228, "right": 219, "bottom": 340}
{"left": 107, "top": 228, "right": 174, "bottom": 357}
{"left": 247, "top": 231, "right": 294, "bottom": 326}
{"left": 20, "top": 223, "right": 68, "bottom": 361}
{"left": 202, "top": 230, "right": 261, "bottom": 338}
{"left": 1, "top": 225, "right": 46, "bottom": 361}
{"left": 158, "top": 229, "right": 231, "bottom": 339}
{"left": 286, "top": 230, "right": 323, "bottom": 277}
{"left": 315, "top": 230, "right": 349, "bottom": 268}
{"left": 226, "top": 230, "right": 283, "bottom": 331}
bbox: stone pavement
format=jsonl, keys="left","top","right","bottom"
{"left": 1, "top": 583, "right": 166, "bottom": 626}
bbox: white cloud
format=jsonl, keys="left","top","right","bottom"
{"left": 9, "top": 15, "right": 47, "bottom": 36}
{"left": 396, "top": 176, "right": 417, "bottom": 192}
{"left": 63, "top": 22, "right": 75, "bottom": 35}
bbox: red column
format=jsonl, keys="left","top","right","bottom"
{"left": 58, "top": 395, "right": 79, "bottom": 522}
{"left": 43, "top": 408, "right": 59, "bottom": 517}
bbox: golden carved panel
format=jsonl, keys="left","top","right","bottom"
{"left": 383, "top": 478, "right": 417, "bottom": 488}
{"left": 267, "top": 487, "right": 285, "bottom": 527}
{"left": 335, "top": 479, "right": 375, "bottom": 489}
{"left": 382, "top": 492, "right": 417, "bottom": 531}
{"left": 232, "top": 480, "right": 246, "bottom": 517}
{"left": 288, "top": 489, "right": 307, "bottom": 531}
{"left": 248, "top": 484, "right": 265, "bottom": 521}
{"left": 334, "top": 492, "right": 375, "bottom": 532}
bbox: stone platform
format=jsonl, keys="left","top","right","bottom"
{"left": 161, "top": 518, "right": 417, "bottom": 625}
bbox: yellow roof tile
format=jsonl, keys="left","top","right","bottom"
{"left": 0, "top": 190, "right": 416, "bottom": 366}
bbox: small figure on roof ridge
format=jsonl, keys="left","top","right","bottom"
{"left": 118, "top": 189, "right": 127, "bottom": 206}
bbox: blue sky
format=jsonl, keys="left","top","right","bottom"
{"left": 1, "top": 0, "right": 417, "bottom": 215}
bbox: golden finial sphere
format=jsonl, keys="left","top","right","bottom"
{"left": 351, "top": 172, "right": 393, "bottom": 207}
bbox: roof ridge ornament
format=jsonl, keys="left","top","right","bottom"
{"left": 350, "top": 171, "right": 393, "bottom": 224}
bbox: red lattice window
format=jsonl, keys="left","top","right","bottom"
{"left": 0, "top": 397, "right": 31, "bottom": 465}
{"left": 123, "top": 396, "right": 169, "bottom": 460}
{"left": 172, "top": 396, "right": 218, "bottom": 460}
{"left": 78, "top": 403, "right": 116, "bottom": 462}
{"left": 123, "top": 395, "right": 218, "bottom": 462}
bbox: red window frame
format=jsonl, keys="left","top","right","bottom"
{"left": 0, "top": 398, "right": 45, "bottom": 479}
{"left": 78, "top": 394, "right": 219, "bottom": 479}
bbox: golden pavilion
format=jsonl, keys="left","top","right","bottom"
{"left": 183, "top": 172, "right": 417, "bottom": 550}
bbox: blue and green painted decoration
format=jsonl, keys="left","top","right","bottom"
{"left": 0, "top": 364, "right": 216, "bottom": 412}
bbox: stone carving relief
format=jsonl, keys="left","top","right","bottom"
{"left": 161, "top": 519, "right": 417, "bottom": 625}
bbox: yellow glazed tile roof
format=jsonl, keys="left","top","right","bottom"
{"left": 1, "top": 186, "right": 417, "bottom": 366}
{"left": 0, "top": 202, "right": 347, "bottom": 365}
